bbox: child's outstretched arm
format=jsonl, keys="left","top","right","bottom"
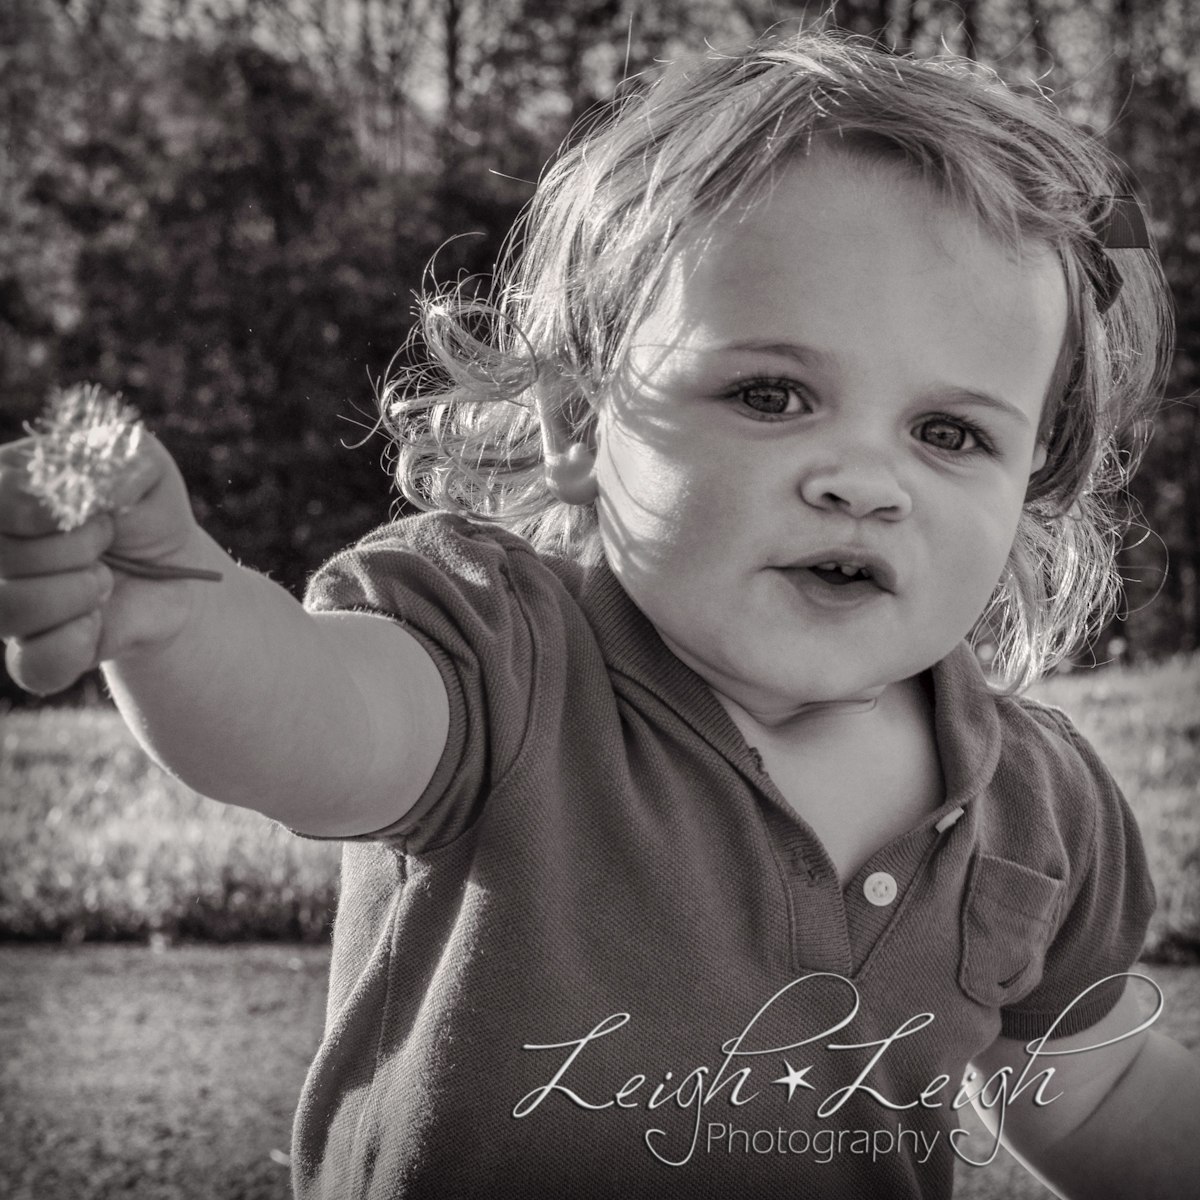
{"left": 0, "top": 433, "right": 448, "bottom": 836}
{"left": 969, "top": 982, "right": 1200, "bottom": 1197}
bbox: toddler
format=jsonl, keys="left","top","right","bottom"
{"left": 3, "top": 30, "right": 1198, "bottom": 1200}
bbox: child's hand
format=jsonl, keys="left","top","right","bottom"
{"left": 4, "top": 393, "right": 447, "bottom": 836}
{"left": 0, "top": 430, "right": 205, "bottom": 695}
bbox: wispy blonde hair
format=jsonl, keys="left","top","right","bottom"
{"left": 383, "top": 30, "right": 1173, "bottom": 691}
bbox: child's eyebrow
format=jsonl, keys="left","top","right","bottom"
{"left": 925, "top": 387, "right": 1033, "bottom": 427}
{"left": 715, "top": 339, "right": 1031, "bottom": 427}
{"left": 717, "top": 339, "right": 835, "bottom": 370}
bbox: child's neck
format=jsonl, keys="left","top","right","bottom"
{"left": 714, "top": 677, "right": 945, "bottom": 884}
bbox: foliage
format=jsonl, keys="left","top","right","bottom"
{"left": 38, "top": 37, "right": 436, "bottom": 593}
{"left": 0, "top": 707, "right": 343, "bottom": 942}
{"left": 0, "top": 0, "right": 84, "bottom": 414}
{"left": 1108, "top": 61, "right": 1200, "bottom": 662}
{"left": 1, "top": 0, "right": 1198, "bottom": 713}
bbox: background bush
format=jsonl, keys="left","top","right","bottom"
{"left": 0, "top": 707, "right": 341, "bottom": 942}
{"left": 1, "top": 0, "right": 1199, "bottom": 709}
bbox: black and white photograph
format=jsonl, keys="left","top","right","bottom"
{"left": 1, "top": 2, "right": 1198, "bottom": 1197}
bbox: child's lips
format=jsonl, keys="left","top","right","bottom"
{"left": 780, "top": 550, "right": 898, "bottom": 593}
{"left": 776, "top": 566, "right": 890, "bottom": 608}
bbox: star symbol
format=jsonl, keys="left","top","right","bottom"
{"left": 772, "top": 1061, "right": 815, "bottom": 1102}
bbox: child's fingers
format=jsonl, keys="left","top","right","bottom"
{"left": 103, "top": 435, "right": 167, "bottom": 514}
{"left": 0, "top": 515, "right": 114, "bottom": 579}
{"left": 82, "top": 431, "right": 198, "bottom": 561}
{"left": 3, "top": 609, "right": 104, "bottom": 696}
{"left": 0, "top": 563, "right": 113, "bottom": 640}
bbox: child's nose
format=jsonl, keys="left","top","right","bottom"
{"left": 798, "top": 457, "right": 913, "bottom": 520}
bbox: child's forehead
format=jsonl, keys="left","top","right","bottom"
{"left": 674, "top": 150, "right": 1031, "bottom": 274}
{"left": 640, "top": 153, "right": 1062, "bottom": 333}
{"left": 616, "top": 153, "right": 1067, "bottom": 416}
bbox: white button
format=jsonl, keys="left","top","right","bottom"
{"left": 863, "top": 872, "right": 898, "bottom": 906}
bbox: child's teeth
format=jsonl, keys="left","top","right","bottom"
{"left": 817, "top": 562, "right": 838, "bottom": 571}
{"left": 839, "top": 563, "right": 860, "bottom": 575}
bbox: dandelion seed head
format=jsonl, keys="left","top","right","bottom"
{"left": 26, "top": 383, "right": 145, "bottom": 531}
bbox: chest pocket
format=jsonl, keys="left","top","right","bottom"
{"left": 959, "top": 854, "right": 1066, "bottom": 1008}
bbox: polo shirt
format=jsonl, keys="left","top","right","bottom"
{"left": 293, "top": 512, "right": 1154, "bottom": 1199}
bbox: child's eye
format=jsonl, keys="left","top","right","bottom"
{"left": 730, "top": 380, "right": 810, "bottom": 418}
{"left": 915, "top": 417, "right": 988, "bottom": 454}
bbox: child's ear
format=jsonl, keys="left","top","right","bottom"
{"left": 1030, "top": 444, "right": 1048, "bottom": 474}
{"left": 545, "top": 443, "right": 599, "bottom": 505}
{"left": 539, "top": 400, "right": 599, "bottom": 506}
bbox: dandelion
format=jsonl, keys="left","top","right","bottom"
{"left": 24, "top": 382, "right": 222, "bottom": 582}
{"left": 26, "top": 383, "right": 145, "bottom": 531}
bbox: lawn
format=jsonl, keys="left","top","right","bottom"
{"left": 0, "top": 655, "right": 1197, "bottom": 1198}
{"left": 0, "top": 944, "right": 329, "bottom": 1200}
{"left": 2, "top": 654, "right": 1197, "bottom": 954}
{"left": 0, "top": 707, "right": 342, "bottom": 944}
{"left": 0, "top": 946, "right": 1195, "bottom": 1200}
{"left": 1026, "top": 655, "right": 1200, "bottom": 958}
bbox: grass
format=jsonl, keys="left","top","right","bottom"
{"left": 0, "top": 946, "right": 1196, "bottom": 1200}
{"left": 0, "top": 944, "right": 330, "bottom": 1200}
{"left": 1026, "top": 655, "right": 1200, "bottom": 960}
{"left": 0, "top": 656, "right": 1196, "bottom": 1198}
{"left": 0, "top": 707, "right": 342, "bottom": 943}
{"left": 2, "top": 655, "right": 1197, "bottom": 954}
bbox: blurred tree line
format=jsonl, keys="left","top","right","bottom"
{"left": 1, "top": 0, "right": 1197, "bottom": 705}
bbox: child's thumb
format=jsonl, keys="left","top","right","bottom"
{"left": 108, "top": 434, "right": 169, "bottom": 515}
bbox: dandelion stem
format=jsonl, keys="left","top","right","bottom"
{"left": 100, "top": 552, "right": 224, "bottom": 583}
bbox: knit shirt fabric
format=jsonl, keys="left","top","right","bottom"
{"left": 292, "top": 512, "right": 1154, "bottom": 1200}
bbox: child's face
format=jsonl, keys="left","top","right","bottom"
{"left": 592, "top": 153, "right": 1066, "bottom": 721}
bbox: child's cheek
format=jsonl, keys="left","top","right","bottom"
{"left": 939, "top": 493, "right": 1027, "bottom": 624}
{"left": 593, "top": 417, "right": 703, "bottom": 560}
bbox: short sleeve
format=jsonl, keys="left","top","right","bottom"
{"left": 302, "top": 512, "right": 548, "bottom": 852}
{"left": 998, "top": 705, "right": 1156, "bottom": 1041}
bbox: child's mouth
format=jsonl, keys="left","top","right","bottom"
{"left": 809, "top": 562, "right": 874, "bottom": 586}
{"left": 776, "top": 553, "right": 895, "bottom": 603}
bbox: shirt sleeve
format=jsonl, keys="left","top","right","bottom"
{"left": 302, "top": 512, "right": 547, "bottom": 853}
{"left": 998, "top": 704, "right": 1157, "bottom": 1041}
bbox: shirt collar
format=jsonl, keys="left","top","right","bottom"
{"left": 573, "top": 555, "right": 1003, "bottom": 808}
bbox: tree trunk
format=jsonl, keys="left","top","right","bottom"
{"left": 445, "top": 0, "right": 463, "bottom": 120}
